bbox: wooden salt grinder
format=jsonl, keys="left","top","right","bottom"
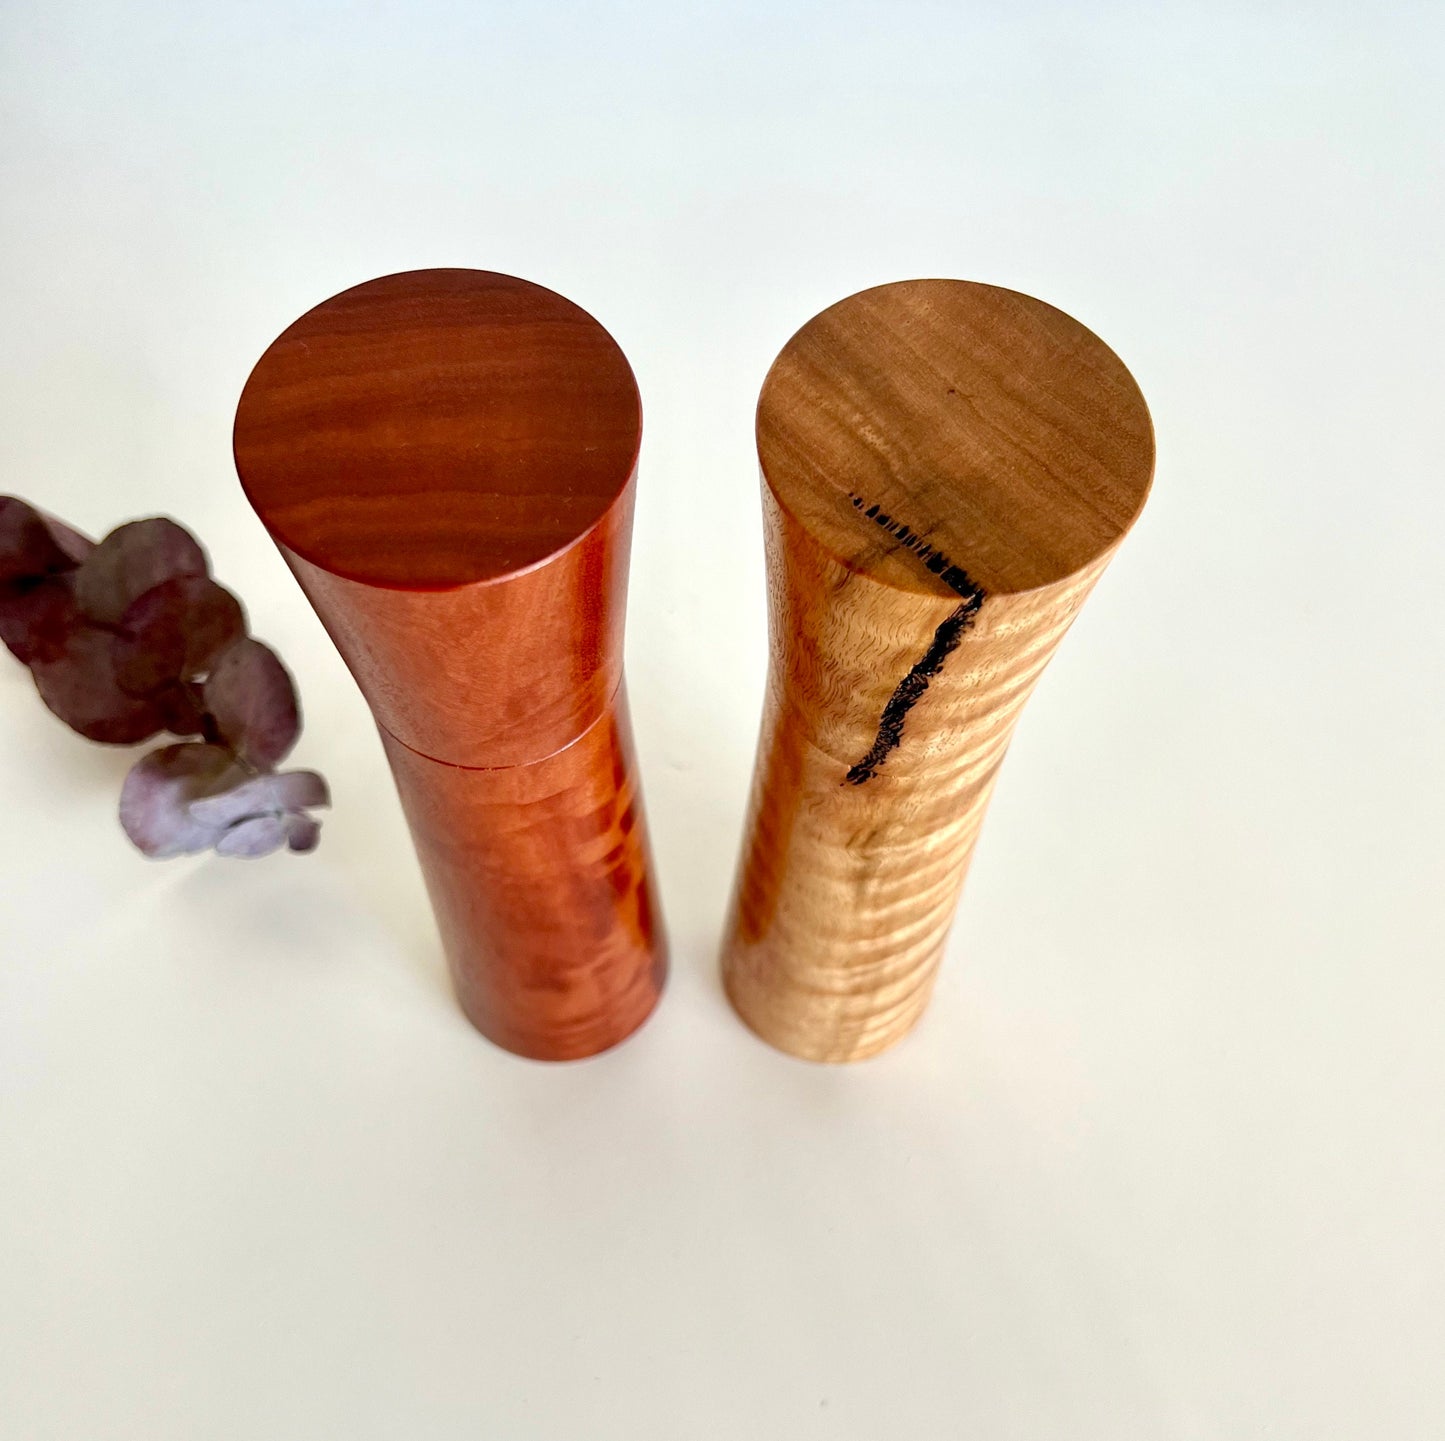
{"left": 233, "top": 269, "right": 666, "bottom": 1060}
{"left": 722, "top": 280, "right": 1155, "bottom": 1063}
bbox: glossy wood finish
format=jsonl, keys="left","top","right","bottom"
{"left": 235, "top": 269, "right": 641, "bottom": 589}
{"left": 381, "top": 688, "right": 663, "bottom": 1060}
{"left": 234, "top": 269, "right": 666, "bottom": 1058}
{"left": 276, "top": 494, "right": 630, "bottom": 769}
{"left": 722, "top": 280, "right": 1154, "bottom": 1063}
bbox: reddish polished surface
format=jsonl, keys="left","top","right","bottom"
{"left": 233, "top": 269, "right": 666, "bottom": 1058}
{"left": 233, "top": 268, "right": 641, "bottom": 589}
{"left": 234, "top": 269, "right": 641, "bottom": 766}
{"left": 275, "top": 489, "right": 631, "bottom": 769}
{"left": 382, "top": 691, "right": 663, "bottom": 1059}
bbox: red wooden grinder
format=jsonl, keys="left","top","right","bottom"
{"left": 233, "top": 269, "right": 667, "bottom": 1059}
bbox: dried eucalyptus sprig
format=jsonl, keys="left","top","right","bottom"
{"left": 0, "top": 496, "right": 328, "bottom": 858}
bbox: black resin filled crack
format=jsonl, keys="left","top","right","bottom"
{"left": 844, "top": 495, "right": 985, "bottom": 785}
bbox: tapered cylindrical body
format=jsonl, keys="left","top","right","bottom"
{"left": 234, "top": 268, "right": 666, "bottom": 1059}
{"left": 722, "top": 280, "right": 1155, "bottom": 1063}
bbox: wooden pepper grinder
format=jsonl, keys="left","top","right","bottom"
{"left": 722, "top": 280, "right": 1154, "bottom": 1063}
{"left": 234, "top": 269, "right": 666, "bottom": 1059}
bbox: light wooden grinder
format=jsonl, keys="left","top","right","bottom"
{"left": 722, "top": 279, "right": 1154, "bottom": 1063}
{"left": 233, "top": 269, "right": 666, "bottom": 1060}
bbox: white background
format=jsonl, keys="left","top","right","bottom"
{"left": 2, "top": 3, "right": 1442, "bottom": 1437}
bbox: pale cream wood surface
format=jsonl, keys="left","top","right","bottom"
{"left": 723, "top": 280, "right": 1155, "bottom": 1062}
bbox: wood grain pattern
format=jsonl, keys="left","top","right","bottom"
{"left": 722, "top": 280, "right": 1154, "bottom": 1063}
{"left": 274, "top": 491, "right": 630, "bottom": 769}
{"left": 234, "top": 269, "right": 666, "bottom": 1058}
{"left": 234, "top": 268, "right": 641, "bottom": 589}
{"left": 381, "top": 687, "right": 663, "bottom": 1060}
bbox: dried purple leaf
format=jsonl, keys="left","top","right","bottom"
{"left": 31, "top": 625, "right": 168, "bottom": 744}
{"left": 113, "top": 575, "right": 245, "bottom": 696}
{"left": 0, "top": 574, "right": 81, "bottom": 665}
{"left": 118, "top": 742, "right": 243, "bottom": 857}
{"left": 152, "top": 681, "right": 207, "bottom": 738}
{"left": 73, "top": 518, "right": 207, "bottom": 625}
{"left": 42, "top": 516, "right": 95, "bottom": 566}
{"left": 285, "top": 813, "right": 322, "bottom": 852}
{"left": 5, "top": 498, "right": 328, "bottom": 862}
{"left": 188, "top": 768, "right": 329, "bottom": 828}
{"left": 0, "top": 497, "right": 83, "bottom": 585}
{"left": 273, "top": 768, "right": 329, "bottom": 812}
{"left": 214, "top": 814, "right": 290, "bottom": 859}
{"left": 202, "top": 637, "right": 299, "bottom": 769}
